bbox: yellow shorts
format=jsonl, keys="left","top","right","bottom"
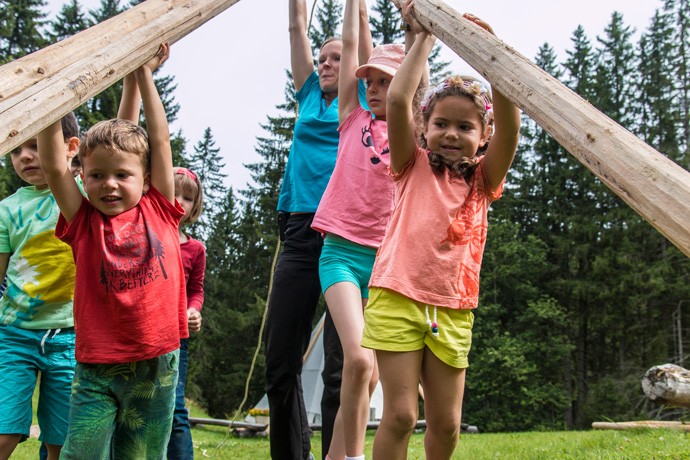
{"left": 361, "top": 287, "right": 474, "bottom": 369}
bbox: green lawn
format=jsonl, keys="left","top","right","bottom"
{"left": 11, "top": 394, "right": 690, "bottom": 459}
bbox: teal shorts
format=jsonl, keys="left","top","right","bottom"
{"left": 61, "top": 349, "right": 179, "bottom": 459}
{"left": 318, "top": 234, "right": 377, "bottom": 298}
{"left": 361, "top": 288, "right": 474, "bottom": 369}
{"left": 0, "top": 323, "right": 75, "bottom": 445}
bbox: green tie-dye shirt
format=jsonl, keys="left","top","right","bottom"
{"left": 0, "top": 186, "right": 76, "bottom": 329}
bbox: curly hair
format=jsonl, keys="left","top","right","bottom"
{"left": 418, "top": 76, "right": 494, "bottom": 181}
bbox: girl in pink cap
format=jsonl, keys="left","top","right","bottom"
{"left": 311, "top": 0, "right": 425, "bottom": 458}
{"left": 360, "top": 2, "right": 520, "bottom": 459}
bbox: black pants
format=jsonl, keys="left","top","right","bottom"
{"left": 321, "top": 310, "right": 342, "bottom": 459}
{"left": 264, "top": 213, "right": 343, "bottom": 460}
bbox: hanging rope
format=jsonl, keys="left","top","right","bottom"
{"left": 307, "top": 0, "right": 318, "bottom": 36}
{"left": 208, "top": 1, "right": 322, "bottom": 452}
{"left": 207, "top": 236, "right": 282, "bottom": 456}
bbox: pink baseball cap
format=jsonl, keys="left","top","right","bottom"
{"left": 355, "top": 43, "right": 405, "bottom": 79}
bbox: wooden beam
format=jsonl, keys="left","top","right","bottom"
{"left": 0, "top": 0, "right": 240, "bottom": 156}
{"left": 413, "top": 0, "right": 690, "bottom": 258}
{"left": 0, "top": 0, "right": 173, "bottom": 103}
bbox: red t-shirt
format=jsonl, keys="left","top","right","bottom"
{"left": 56, "top": 187, "right": 189, "bottom": 364}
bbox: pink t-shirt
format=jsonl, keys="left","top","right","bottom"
{"left": 312, "top": 106, "right": 395, "bottom": 248}
{"left": 56, "top": 187, "right": 188, "bottom": 364}
{"left": 369, "top": 147, "right": 503, "bottom": 309}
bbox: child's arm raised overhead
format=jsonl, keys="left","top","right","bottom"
{"left": 462, "top": 14, "right": 521, "bottom": 189}
{"left": 134, "top": 43, "right": 174, "bottom": 203}
{"left": 338, "top": 0, "right": 364, "bottom": 123}
{"left": 37, "top": 121, "right": 83, "bottom": 222}
{"left": 357, "top": 0, "right": 373, "bottom": 74}
{"left": 387, "top": 0, "right": 435, "bottom": 173}
{"left": 117, "top": 74, "right": 140, "bottom": 124}
{"left": 118, "top": 46, "right": 168, "bottom": 124}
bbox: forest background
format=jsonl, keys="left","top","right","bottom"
{"left": 2, "top": 0, "right": 689, "bottom": 432}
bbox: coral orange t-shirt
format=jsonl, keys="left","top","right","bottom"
{"left": 369, "top": 148, "right": 503, "bottom": 309}
{"left": 56, "top": 187, "right": 188, "bottom": 363}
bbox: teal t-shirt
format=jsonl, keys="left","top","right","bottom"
{"left": 277, "top": 72, "right": 366, "bottom": 213}
{"left": 0, "top": 186, "right": 76, "bottom": 329}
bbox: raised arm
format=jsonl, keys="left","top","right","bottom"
{"left": 387, "top": 1, "right": 435, "bottom": 172}
{"left": 37, "top": 121, "right": 83, "bottom": 222}
{"left": 358, "top": 0, "right": 373, "bottom": 68}
{"left": 117, "top": 74, "right": 140, "bottom": 123}
{"left": 118, "top": 48, "right": 168, "bottom": 124}
{"left": 134, "top": 43, "right": 174, "bottom": 202}
{"left": 463, "top": 14, "right": 520, "bottom": 189}
{"left": 290, "top": 0, "right": 315, "bottom": 91}
{"left": 338, "top": 0, "right": 363, "bottom": 122}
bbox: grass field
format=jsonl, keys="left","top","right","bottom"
{"left": 10, "top": 396, "right": 690, "bottom": 459}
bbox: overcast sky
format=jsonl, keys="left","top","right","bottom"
{"left": 46, "top": 0, "right": 662, "bottom": 191}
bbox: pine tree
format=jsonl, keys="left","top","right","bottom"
{"left": 635, "top": 8, "right": 678, "bottom": 156}
{"left": 368, "top": 0, "right": 449, "bottom": 82}
{"left": 0, "top": 0, "right": 49, "bottom": 198}
{"left": 308, "top": 0, "right": 342, "bottom": 47}
{"left": 88, "top": 0, "right": 124, "bottom": 23}
{"left": 664, "top": 0, "right": 690, "bottom": 163}
{"left": 72, "top": 0, "right": 126, "bottom": 127}
{"left": 0, "top": 0, "right": 47, "bottom": 64}
{"left": 593, "top": 12, "right": 637, "bottom": 126}
{"left": 241, "top": 74, "right": 296, "bottom": 235}
{"left": 49, "top": 0, "right": 90, "bottom": 41}
{"left": 369, "top": 0, "right": 402, "bottom": 45}
{"left": 563, "top": 25, "right": 596, "bottom": 100}
{"left": 186, "top": 128, "right": 228, "bottom": 239}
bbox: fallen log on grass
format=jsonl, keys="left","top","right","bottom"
{"left": 188, "top": 417, "right": 267, "bottom": 431}
{"left": 592, "top": 421, "right": 690, "bottom": 432}
{"left": 642, "top": 363, "right": 690, "bottom": 408}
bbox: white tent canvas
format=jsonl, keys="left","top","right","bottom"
{"left": 250, "top": 313, "right": 384, "bottom": 425}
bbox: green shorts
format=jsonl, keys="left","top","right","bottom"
{"left": 61, "top": 349, "right": 179, "bottom": 459}
{"left": 361, "top": 287, "right": 474, "bottom": 369}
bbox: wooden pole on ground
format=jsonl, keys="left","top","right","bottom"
{"left": 592, "top": 421, "right": 690, "bottom": 432}
{"left": 0, "top": 0, "right": 240, "bottom": 155}
{"left": 412, "top": 0, "right": 690, "bottom": 258}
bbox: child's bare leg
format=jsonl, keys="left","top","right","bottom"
{"left": 45, "top": 443, "right": 61, "bottom": 460}
{"left": 372, "top": 349, "right": 423, "bottom": 460}
{"left": 0, "top": 434, "right": 21, "bottom": 459}
{"left": 420, "top": 347, "right": 466, "bottom": 460}
{"left": 368, "top": 352, "right": 379, "bottom": 396}
{"left": 325, "top": 282, "right": 375, "bottom": 458}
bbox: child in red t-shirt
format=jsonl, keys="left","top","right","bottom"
{"left": 167, "top": 166, "right": 206, "bottom": 458}
{"left": 37, "top": 43, "right": 188, "bottom": 459}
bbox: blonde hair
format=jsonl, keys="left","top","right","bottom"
{"left": 173, "top": 167, "right": 203, "bottom": 224}
{"left": 79, "top": 119, "right": 149, "bottom": 171}
{"left": 419, "top": 76, "right": 494, "bottom": 180}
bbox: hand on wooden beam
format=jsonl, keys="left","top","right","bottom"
{"left": 401, "top": 0, "right": 432, "bottom": 36}
{"left": 462, "top": 13, "right": 496, "bottom": 36}
{"left": 142, "top": 42, "right": 171, "bottom": 73}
